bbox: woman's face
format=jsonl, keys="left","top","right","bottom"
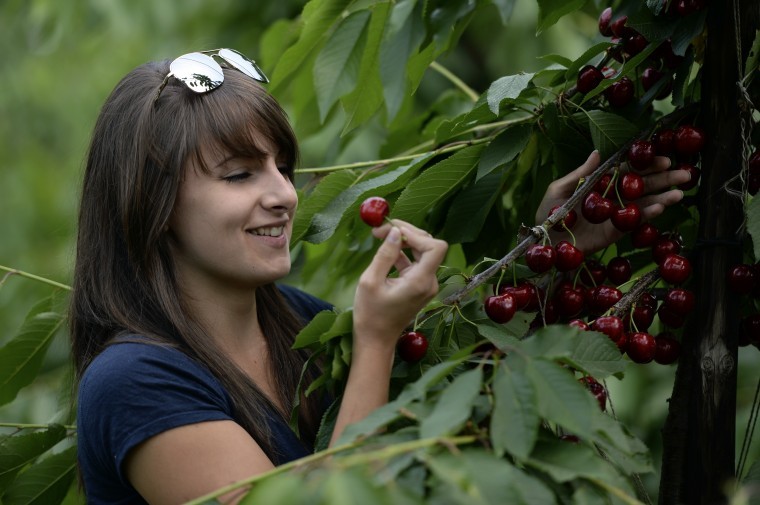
{"left": 167, "top": 138, "right": 298, "bottom": 295}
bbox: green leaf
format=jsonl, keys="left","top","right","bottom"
{"left": 489, "top": 0, "right": 517, "bottom": 25}
{"left": 292, "top": 310, "right": 338, "bottom": 349}
{"left": 0, "top": 425, "right": 67, "bottom": 490}
{"left": 270, "top": 0, "right": 355, "bottom": 92}
{"left": 380, "top": 0, "right": 424, "bottom": 121}
{"left": 392, "top": 145, "right": 485, "bottom": 226}
{"left": 563, "top": 42, "right": 612, "bottom": 83}
{"left": 292, "top": 170, "right": 357, "bottom": 245}
{"left": 583, "top": 110, "right": 638, "bottom": 160}
{"left": 535, "top": 0, "right": 586, "bottom": 35}
{"left": 320, "top": 311, "right": 354, "bottom": 344}
{"left": 314, "top": 10, "right": 371, "bottom": 122}
{"left": 306, "top": 154, "right": 432, "bottom": 243}
{"left": 419, "top": 368, "right": 482, "bottom": 438}
{"left": 490, "top": 366, "right": 538, "bottom": 460}
{"left": 0, "top": 299, "right": 64, "bottom": 407}
{"left": 487, "top": 73, "right": 535, "bottom": 115}
{"left": 440, "top": 172, "right": 502, "bottom": 243}
{"left": 527, "top": 438, "right": 610, "bottom": 482}
{"left": 340, "top": 2, "right": 391, "bottom": 135}
{"left": 580, "top": 43, "right": 659, "bottom": 103}
{"left": 323, "top": 469, "right": 387, "bottom": 505}
{"left": 239, "top": 473, "right": 310, "bottom": 505}
{"left": 747, "top": 196, "right": 760, "bottom": 259}
{"left": 744, "top": 29, "right": 760, "bottom": 78}
{"left": 515, "top": 326, "right": 627, "bottom": 379}
{"left": 476, "top": 124, "right": 532, "bottom": 181}
{"left": 591, "top": 414, "right": 653, "bottom": 475}
{"left": 526, "top": 359, "right": 595, "bottom": 438}
{"left": 3, "top": 445, "right": 77, "bottom": 505}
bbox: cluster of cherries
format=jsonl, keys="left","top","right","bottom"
{"left": 576, "top": 1, "right": 706, "bottom": 109}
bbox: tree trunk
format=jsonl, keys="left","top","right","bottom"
{"left": 659, "top": 2, "right": 760, "bottom": 504}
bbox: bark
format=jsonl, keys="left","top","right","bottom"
{"left": 659, "top": 1, "right": 760, "bottom": 504}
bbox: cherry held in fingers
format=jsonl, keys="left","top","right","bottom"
{"left": 359, "top": 196, "right": 390, "bottom": 227}
{"left": 397, "top": 331, "right": 429, "bottom": 363}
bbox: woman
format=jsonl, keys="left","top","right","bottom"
{"left": 70, "top": 49, "right": 689, "bottom": 504}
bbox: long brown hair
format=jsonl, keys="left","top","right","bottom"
{"left": 69, "top": 58, "right": 322, "bottom": 460}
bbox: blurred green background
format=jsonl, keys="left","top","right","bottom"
{"left": 1, "top": 0, "right": 757, "bottom": 498}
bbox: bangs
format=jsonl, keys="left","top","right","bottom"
{"left": 186, "top": 70, "right": 299, "bottom": 179}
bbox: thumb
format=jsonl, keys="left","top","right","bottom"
{"left": 364, "top": 226, "right": 403, "bottom": 283}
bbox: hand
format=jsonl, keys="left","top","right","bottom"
{"left": 535, "top": 150, "right": 691, "bottom": 255}
{"left": 352, "top": 220, "right": 448, "bottom": 353}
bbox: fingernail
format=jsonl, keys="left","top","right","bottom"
{"left": 677, "top": 189, "right": 684, "bottom": 200}
{"left": 387, "top": 227, "right": 401, "bottom": 244}
{"left": 683, "top": 169, "right": 692, "bottom": 181}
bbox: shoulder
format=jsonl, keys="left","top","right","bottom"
{"left": 276, "top": 283, "right": 333, "bottom": 323}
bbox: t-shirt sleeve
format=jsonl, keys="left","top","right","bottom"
{"left": 276, "top": 283, "right": 334, "bottom": 324}
{"left": 77, "top": 342, "right": 234, "bottom": 487}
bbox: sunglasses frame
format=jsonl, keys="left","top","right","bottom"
{"left": 153, "top": 48, "right": 269, "bottom": 103}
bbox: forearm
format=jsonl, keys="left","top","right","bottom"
{"left": 328, "top": 341, "right": 395, "bottom": 446}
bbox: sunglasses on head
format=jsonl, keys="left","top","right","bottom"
{"left": 154, "top": 48, "right": 269, "bottom": 103}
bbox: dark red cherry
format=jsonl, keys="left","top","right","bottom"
{"left": 604, "top": 77, "right": 635, "bottom": 108}
{"left": 623, "top": 33, "right": 648, "bottom": 57}
{"left": 579, "top": 376, "right": 607, "bottom": 411}
{"left": 628, "top": 140, "right": 656, "bottom": 171}
{"left": 549, "top": 205, "right": 578, "bottom": 231}
{"left": 655, "top": 333, "right": 681, "bottom": 364}
{"left": 555, "top": 286, "right": 586, "bottom": 318}
{"left": 569, "top": 319, "right": 590, "bottom": 330}
{"left": 580, "top": 259, "right": 607, "bottom": 287}
{"left": 741, "top": 314, "right": 760, "bottom": 346}
{"left": 526, "top": 244, "right": 556, "bottom": 273}
{"left": 618, "top": 172, "right": 645, "bottom": 201}
{"left": 577, "top": 65, "right": 604, "bottom": 94}
{"left": 632, "top": 223, "right": 660, "bottom": 248}
{"left": 727, "top": 264, "right": 757, "bottom": 295}
{"left": 359, "top": 196, "right": 390, "bottom": 227}
{"left": 582, "top": 192, "right": 614, "bottom": 224}
{"left": 610, "top": 16, "right": 629, "bottom": 38}
{"left": 599, "top": 7, "right": 614, "bottom": 36}
{"left": 397, "top": 331, "right": 429, "bottom": 363}
{"left": 663, "top": 288, "right": 695, "bottom": 316}
{"left": 594, "top": 174, "right": 613, "bottom": 194}
{"left": 607, "top": 256, "right": 632, "bottom": 285}
{"left": 658, "top": 304, "right": 686, "bottom": 328}
{"left": 659, "top": 254, "right": 692, "bottom": 284}
{"left": 611, "top": 203, "right": 642, "bottom": 232}
{"left": 589, "top": 285, "right": 623, "bottom": 314}
{"left": 627, "top": 332, "right": 656, "bottom": 364}
{"left": 652, "top": 129, "right": 676, "bottom": 156}
{"left": 555, "top": 241, "right": 585, "bottom": 272}
{"left": 484, "top": 293, "right": 517, "bottom": 324}
{"left": 592, "top": 315, "right": 625, "bottom": 344}
{"left": 674, "top": 125, "right": 706, "bottom": 156}
{"left": 652, "top": 238, "right": 682, "bottom": 264}
{"left": 630, "top": 304, "right": 656, "bottom": 331}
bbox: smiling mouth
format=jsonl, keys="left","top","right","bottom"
{"left": 249, "top": 226, "right": 285, "bottom": 237}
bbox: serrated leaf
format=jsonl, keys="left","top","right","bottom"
{"left": 270, "top": 0, "right": 355, "bottom": 92}
{"left": 340, "top": 2, "right": 391, "bottom": 135}
{"left": 584, "top": 110, "right": 638, "bottom": 160}
{"left": 487, "top": 73, "right": 535, "bottom": 115}
{"left": 419, "top": 368, "right": 482, "bottom": 438}
{"left": 526, "top": 359, "right": 595, "bottom": 438}
{"left": 745, "top": 29, "right": 760, "bottom": 77}
{"left": 3, "top": 445, "right": 77, "bottom": 505}
{"left": 320, "top": 311, "right": 354, "bottom": 344}
{"left": 477, "top": 124, "right": 532, "bottom": 181}
{"left": 434, "top": 99, "right": 495, "bottom": 144}
{"left": 306, "top": 154, "right": 431, "bottom": 243}
{"left": 0, "top": 300, "right": 64, "bottom": 407}
{"left": 380, "top": 0, "right": 424, "bottom": 121}
{"left": 527, "top": 439, "right": 609, "bottom": 482}
{"left": 292, "top": 170, "right": 357, "bottom": 244}
{"left": 491, "top": 366, "right": 538, "bottom": 460}
{"left": 535, "top": 0, "right": 586, "bottom": 35}
{"left": 441, "top": 172, "right": 502, "bottom": 243}
{"left": 314, "top": 10, "right": 371, "bottom": 122}
{"left": 516, "top": 326, "right": 627, "bottom": 379}
{"left": 391, "top": 145, "right": 485, "bottom": 226}
{"left": 0, "top": 425, "right": 67, "bottom": 490}
{"left": 292, "top": 310, "right": 338, "bottom": 349}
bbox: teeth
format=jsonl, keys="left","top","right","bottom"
{"left": 251, "top": 226, "right": 284, "bottom": 237}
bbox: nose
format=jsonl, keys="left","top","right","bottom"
{"left": 260, "top": 157, "right": 298, "bottom": 213}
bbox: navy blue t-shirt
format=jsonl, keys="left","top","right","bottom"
{"left": 76, "top": 284, "right": 332, "bottom": 505}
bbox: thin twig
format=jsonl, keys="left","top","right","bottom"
{"left": 0, "top": 265, "right": 71, "bottom": 291}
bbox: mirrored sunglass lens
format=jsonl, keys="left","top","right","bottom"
{"left": 170, "top": 53, "right": 224, "bottom": 93}
{"left": 218, "top": 48, "right": 269, "bottom": 83}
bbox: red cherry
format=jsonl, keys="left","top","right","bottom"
{"left": 589, "top": 285, "right": 623, "bottom": 314}
{"left": 607, "top": 256, "right": 632, "bottom": 285}
{"left": 660, "top": 254, "right": 692, "bottom": 284}
{"left": 652, "top": 129, "right": 676, "bottom": 156}
{"left": 485, "top": 293, "right": 517, "bottom": 324}
{"left": 741, "top": 314, "right": 760, "bottom": 346}
{"left": 627, "top": 332, "right": 656, "bottom": 363}
{"left": 727, "top": 264, "right": 757, "bottom": 295}
{"left": 579, "top": 376, "right": 607, "bottom": 411}
{"left": 652, "top": 238, "right": 682, "bottom": 264}
{"left": 610, "top": 15, "right": 629, "bottom": 38}
{"left": 655, "top": 333, "right": 681, "bottom": 364}
{"left": 594, "top": 174, "right": 613, "bottom": 194}
{"left": 632, "top": 223, "right": 660, "bottom": 248}
{"left": 592, "top": 315, "right": 625, "bottom": 343}
{"left": 674, "top": 125, "right": 707, "bottom": 156}
{"left": 657, "top": 39, "right": 685, "bottom": 68}
{"left": 617, "top": 172, "right": 645, "bottom": 201}
{"left": 639, "top": 292, "right": 658, "bottom": 309}
{"left": 555, "top": 241, "right": 585, "bottom": 272}
{"left": 579, "top": 259, "right": 607, "bottom": 287}
{"left": 657, "top": 304, "right": 686, "bottom": 328}
{"left": 628, "top": 140, "right": 656, "bottom": 171}
{"left": 629, "top": 304, "right": 656, "bottom": 331}
{"left": 663, "top": 288, "right": 695, "bottom": 316}
{"left": 674, "top": 163, "right": 700, "bottom": 191}
{"left": 641, "top": 67, "right": 673, "bottom": 99}
{"left": 577, "top": 65, "right": 604, "bottom": 94}
{"left": 599, "top": 8, "right": 613, "bottom": 36}
{"left": 569, "top": 319, "right": 590, "bottom": 330}
{"left": 549, "top": 205, "right": 578, "bottom": 231}
{"left": 623, "top": 33, "right": 648, "bottom": 57}
{"left": 555, "top": 286, "right": 586, "bottom": 318}
{"left": 604, "top": 77, "right": 635, "bottom": 108}
{"left": 582, "top": 192, "right": 614, "bottom": 224}
{"left": 397, "top": 331, "right": 429, "bottom": 363}
{"left": 526, "top": 244, "right": 556, "bottom": 273}
{"left": 501, "top": 281, "right": 540, "bottom": 312}
{"left": 611, "top": 203, "right": 642, "bottom": 232}
{"left": 359, "top": 196, "right": 389, "bottom": 227}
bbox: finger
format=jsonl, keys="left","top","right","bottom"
{"left": 547, "top": 151, "right": 601, "bottom": 197}
{"left": 637, "top": 189, "right": 685, "bottom": 220}
{"left": 398, "top": 226, "right": 448, "bottom": 277}
{"left": 642, "top": 168, "right": 691, "bottom": 194}
{"left": 363, "top": 227, "right": 404, "bottom": 283}
{"left": 394, "top": 252, "right": 413, "bottom": 272}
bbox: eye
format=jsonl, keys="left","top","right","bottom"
{"left": 223, "top": 172, "right": 252, "bottom": 183}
